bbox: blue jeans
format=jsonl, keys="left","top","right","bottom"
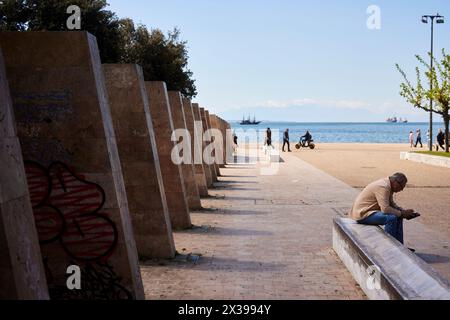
{"left": 357, "top": 211, "right": 403, "bottom": 244}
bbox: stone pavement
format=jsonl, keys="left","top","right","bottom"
{"left": 141, "top": 147, "right": 366, "bottom": 299}
{"left": 292, "top": 144, "right": 450, "bottom": 282}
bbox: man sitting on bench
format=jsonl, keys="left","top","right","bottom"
{"left": 349, "top": 172, "right": 420, "bottom": 247}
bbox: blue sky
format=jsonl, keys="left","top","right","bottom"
{"left": 107, "top": 0, "right": 450, "bottom": 122}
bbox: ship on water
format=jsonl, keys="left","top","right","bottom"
{"left": 386, "top": 117, "right": 408, "bottom": 123}
{"left": 240, "top": 115, "right": 261, "bottom": 125}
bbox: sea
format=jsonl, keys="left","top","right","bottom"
{"left": 229, "top": 121, "right": 444, "bottom": 144}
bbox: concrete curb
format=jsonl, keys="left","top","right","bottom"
{"left": 400, "top": 152, "right": 450, "bottom": 169}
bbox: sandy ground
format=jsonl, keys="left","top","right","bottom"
{"left": 289, "top": 143, "right": 450, "bottom": 235}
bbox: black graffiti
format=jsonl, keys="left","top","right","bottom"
{"left": 24, "top": 160, "right": 131, "bottom": 300}
{"left": 48, "top": 261, "right": 132, "bottom": 300}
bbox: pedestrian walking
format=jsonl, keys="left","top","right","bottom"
{"left": 282, "top": 128, "right": 291, "bottom": 152}
{"left": 409, "top": 131, "right": 414, "bottom": 148}
{"left": 437, "top": 129, "right": 445, "bottom": 151}
{"left": 415, "top": 129, "right": 423, "bottom": 148}
{"left": 265, "top": 127, "right": 272, "bottom": 148}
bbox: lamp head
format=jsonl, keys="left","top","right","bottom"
{"left": 436, "top": 16, "right": 445, "bottom": 24}
{"left": 422, "top": 16, "right": 428, "bottom": 23}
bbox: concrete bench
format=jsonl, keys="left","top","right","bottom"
{"left": 333, "top": 217, "right": 450, "bottom": 300}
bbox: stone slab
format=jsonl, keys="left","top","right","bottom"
{"left": 0, "top": 31, "right": 144, "bottom": 299}
{"left": 145, "top": 81, "right": 191, "bottom": 229}
{"left": 168, "top": 91, "right": 201, "bottom": 210}
{"left": 200, "top": 107, "right": 217, "bottom": 183}
{"left": 182, "top": 98, "right": 208, "bottom": 197}
{"left": 103, "top": 64, "right": 176, "bottom": 258}
{"left": 0, "top": 46, "right": 49, "bottom": 300}
{"left": 193, "top": 104, "right": 212, "bottom": 187}
{"left": 205, "top": 110, "right": 221, "bottom": 178}
{"left": 208, "top": 114, "right": 225, "bottom": 168}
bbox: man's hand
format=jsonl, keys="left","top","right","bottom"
{"left": 401, "top": 209, "right": 420, "bottom": 220}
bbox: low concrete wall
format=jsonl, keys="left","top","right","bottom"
{"left": 333, "top": 217, "right": 450, "bottom": 300}
{"left": 400, "top": 152, "right": 450, "bottom": 169}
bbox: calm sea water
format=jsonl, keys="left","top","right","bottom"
{"left": 229, "top": 122, "right": 443, "bottom": 143}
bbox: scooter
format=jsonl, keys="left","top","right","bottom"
{"left": 295, "top": 139, "right": 315, "bottom": 150}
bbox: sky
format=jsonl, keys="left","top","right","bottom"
{"left": 107, "top": 0, "right": 450, "bottom": 122}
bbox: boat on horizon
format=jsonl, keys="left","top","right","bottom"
{"left": 386, "top": 117, "right": 397, "bottom": 123}
{"left": 240, "top": 115, "right": 261, "bottom": 125}
{"left": 386, "top": 117, "right": 407, "bottom": 123}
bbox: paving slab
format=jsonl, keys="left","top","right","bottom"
{"left": 141, "top": 147, "right": 366, "bottom": 299}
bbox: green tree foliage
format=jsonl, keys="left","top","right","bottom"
{"left": 0, "top": 0, "right": 123, "bottom": 62}
{"left": 0, "top": 0, "right": 197, "bottom": 98}
{"left": 119, "top": 20, "right": 197, "bottom": 98}
{"left": 396, "top": 50, "right": 450, "bottom": 152}
{"left": 0, "top": 0, "right": 30, "bottom": 31}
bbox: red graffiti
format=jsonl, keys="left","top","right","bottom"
{"left": 24, "top": 161, "right": 117, "bottom": 262}
{"left": 33, "top": 205, "right": 66, "bottom": 244}
{"left": 25, "top": 161, "right": 51, "bottom": 207}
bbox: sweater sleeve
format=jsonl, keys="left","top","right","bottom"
{"left": 390, "top": 194, "right": 404, "bottom": 212}
{"left": 374, "top": 186, "right": 402, "bottom": 217}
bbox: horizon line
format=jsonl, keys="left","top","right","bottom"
{"left": 226, "top": 120, "right": 434, "bottom": 123}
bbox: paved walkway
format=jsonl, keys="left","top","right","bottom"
{"left": 141, "top": 148, "right": 366, "bottom": 299}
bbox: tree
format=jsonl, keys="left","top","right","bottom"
{"left": 1, "top": 0, "right": 125, "bottom": 62}
{"left": 0, "top": 0, "right": 30, "bottom": 31}
{"left": 0, "top": 0, "right": 197, "bottom": 98}
{"left": 119, "top": 21, "right": 197, "bottom": 98}
{"left": 396, "top": 50, "right": 450, "bottom": 152}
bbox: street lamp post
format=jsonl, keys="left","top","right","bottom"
{"left": 421, "top": 13, "right": 444, "bottom": 151}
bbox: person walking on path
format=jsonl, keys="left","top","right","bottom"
{"left": 437, "top": 129, "right": 445, "bottom": 151}
{"left": 265, "top": 127, "right": 272, "bottom": 148}
{"left": 349, "top": 173, "right": 420, "bottom": 248}
{"left": 232, "top": 132, "right": 238, "bottom": 154}
{"left": 409, "top": 131, "right": 414, "bottom": 148}
{"left": 415, "top": 129, "right": 423, "bottom": 148}
{"left": 282, "top": 128, "right": 291, "bottom": 152}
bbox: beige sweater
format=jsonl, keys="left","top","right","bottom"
{"left": 349, "top": 178, "right": 403, "bottom": 220}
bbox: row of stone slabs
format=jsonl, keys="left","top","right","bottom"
{"left": 0, "top": 31, "right": 230, "bottom": 300}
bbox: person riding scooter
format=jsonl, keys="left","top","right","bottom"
{"left": 300, "top": 130, "right": 312, "bottom": 146}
